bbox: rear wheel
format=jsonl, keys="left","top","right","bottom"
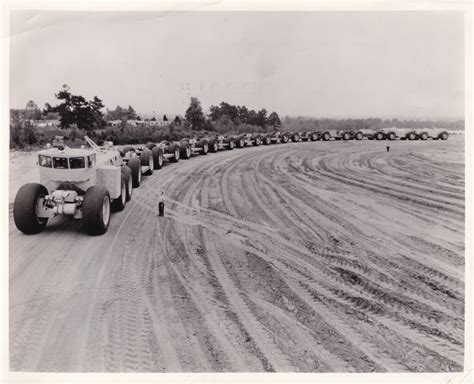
{"left": 13, "top": 183, "right": 49, "bottom": 234}
{"left": 199, "top": 139, "right": 209, "bottom": 155}
{"left": 388, "top": 132, "right": 396, "bottom": 141}
{"left": 111, "top": 175, "right": 127, "bottom": 212}
{"left": 310, "top": 133, "right": 318, "bottom": 141}
{"left": 263, "top": 136, "right": 271, "bottom": 145}
{"left": 420, "top": 132, "right": 429, "bottom": 140}
{"left": 282, "top": 134, "right": 290, "bottom": 143}
{"left": 408, "top": 132, "right": 417, "bottom": 140}
{"left": 121, "top": 166, "right": 132, "bottom": 201}
{"left": 291, "top": 133, "right": 300, "bottom": 142}
{"left": 342, "top": 132, "right": 351, "bottom": 140}
{"left": 140, "top": 149, "right": 153, "bottom": 175}
{"left": 169, "top": 143, "right": 180, "bottom": 162}
{"left": 152, "top": 146, "right": 163, "bottom": 169}
{"left": 439, "top": 131, "right": 449, "bottom": 140}
{"left": 208, "top": 140, "right": 218, "bottom": 153}
{"left": 322, "top": 132, "right": 331, "bottom": 141}
{"left": 180, "top": 142, "right": 191, "bottom": 159}
{"left": 375, "top": 132, "right": 385, "bottom": 140}
{"left": 227, "top": 139, "right": 235, "bottom": 150}
{"left": 239, "top": 136, "right": 246, "bottom": 148}
{"left": 355, "top": 132, "right": 364, "bottom": 140}
{"left": 128, "top": 157, "right": 141, "bottom": 188}
{"left": 83, "top": 186, "right": 110, "bottom": 235}
{"left": 254, "top": 136, "right": 261, "bottom": 146}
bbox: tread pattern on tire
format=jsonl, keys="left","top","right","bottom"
{"left": 13, "top": 183, "right": 49, "bottom": 234}
{"left": 83, "top": 186, "right": 110, "bottom": 235}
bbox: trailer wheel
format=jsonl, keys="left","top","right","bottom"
{"left": 342, "top": 132, "right": 351, "bottom": 140}
{"left": 140, "top": 149, "right": 154, "bottom": 175}
{"left": 227, "top": 138, "right": 235, "bottom": 150}
{"left": 291, "top": 133, "right": 300, "bottom": 142}
{"left": 408, "top": 132, "right": 416, "bottom": 140}
{"left": 128, "top": 157, "right": 141, "bottom": 188}
{"left": 111, "top": 175, "right": 127, "bottom": 212}
{"left": 151, "top": 146, "right": 163, "bottom": 169}
{"left": 235, "top": 136, "right": 244, "bottom": 148}
{"left": 253, "top": 136, "right": 261, "bottom": 146}
{"left": 375, "top": 132, "right": 385, "bottom": 140}
{"left": 355, "top": 132, "right": 364, "bottom": 140}
{"left": 13, "top": 183, "right": 49, "bottom": 234}
{"left": 83, "top": 186, "right": 110, "bottom": 235}
{"left": 310, "top": 133, "right": 318, "bottom": 141}
{"left": 168, "top": 143, "right": 180, "bottom": 162}
{"left": 208, "top": 140, "right": 218, "bottom": 153}
{"left": 420, "top": 132, "right": 429, "bottom": 140}
{"left": 180, "top": 142, "right": 191, "bottom": 159}
{"left": 198, "top": 139, "right": 209, "bottom": 155}
{"left": 322, "top": 132, "right": 331, "bottom": 141}
{"left": 263, "top": 135, "right": 271, "bottom": 145}
{"left": 439, "top": 131, "right": 449, "bottom": 140}
{"left": 121, "top": 166, "right": 132, "bottom": 201}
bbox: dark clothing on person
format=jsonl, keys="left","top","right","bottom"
{"left": 158, "top": 202, "right": 164, "bottom": 217}
{"left": 386, "top": 146, "right": 390, "bottom": 152}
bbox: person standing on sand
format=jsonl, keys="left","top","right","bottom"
{"left": 158, "top": 190, "right": 165, "bottom": 217}
{"left": 386, "top": 145, "right": 390, "bottom": 152}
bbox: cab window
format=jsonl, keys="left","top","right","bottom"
{"left": 69, "top": 157, "right": 85, "bottom": 169}
{"left": 53, "top": 157, "right": 69, "bottom": 169}
{"left": 38, "top": 155, "right": 52, "bottom": 168}
{"left": 87, "top": 154, "right": 96, "bottom": 168}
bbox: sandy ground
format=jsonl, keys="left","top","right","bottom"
{"left": 9, "top": 137, "right": 464, "bottom": 372}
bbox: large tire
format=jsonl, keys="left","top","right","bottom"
{"left": 375, "top": 132, "right": 385, "bottom": 140}
{"left": 291, "top": 133, "right": 300, "bottom": 142}
{"left": 253, "top": 135, "right": 261, "bottom": 146}
{"left": 13, "top": 183, "right": 49, "bottom": 234}
{"left": 140, "top": 149, "right": 153, "bottom": 175}
{"left": 236, "top": 136, "right": 245, "bottom": 148}
{"left": 121, "top": 166, "right": 132, "bottom": 201}
{"left": 342, "top": 132, "right": 351, "bottom": 140}
{"left": 263, "top": 135, "right": 271, "bottom": 145}
{"left": 83, "top": 186, "right": 111, "bottom": 235}
{"left": 408, "top": 132, "right": 417, "bottom": 140}
{"left": 128, "top": 157, "right": 141, "bottom": 188}
{"left": 388, "top": 132, "right": 396, "bottom": 141}
{"left": 322, "top": 132, "right": 331, "bottom": 141}
{"left": 355, "top": 131, "right": 364, "bottom": 140}
{"left": 282, "top": 134, "right": 290, "bottom": 143}
{"left": 310, "top": 132, "right": 318, "bottom": 141}
{"left": 180, "top": 142, "right": 191, "bottom": 159}
{"left": 145, "top": 142, "right": 156, "bottom": 150}
{"left": 152, "top": 146, "right": 164, "bottom": 169}
{"left": 420, "top": 132, "right": 429, "bottom": 140}
{"left": 198, "top": 139, "right": 209, "bottom": 155}
{"left": 226, "top": 138, "right": 235, "bottom": 150}
{"left": 208, "top": 139, "right": 218, "bottom": 153}
{"left": 169, "top": 143, "right": 180, "bottom": 162}
{"left": 439, "top": 131, "right": 449, "bottom": 140}
{"left": 111, "top": 175, "right": 127, "bottom": 212}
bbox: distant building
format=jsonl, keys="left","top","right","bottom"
{"left": 32, "top": 119, "right": 61, "bottom": 128}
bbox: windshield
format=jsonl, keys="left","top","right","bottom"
{"left": 69, "top": 157, "right": 85, "bottom": 169}
{"left": 38, "top": 155, "right": 52, "bottom": 168}
{"left": 53, "top": 157, "right": 69, "bottom": 169}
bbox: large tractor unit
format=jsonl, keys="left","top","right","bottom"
{"left": 154, "top": 141, "right": 181, "bottom": 163}
{"left": 119, "top": 146, "right": 155, "bottom": 187}
{"left": 262, "top": 131, "right": 290, "bottom": 145}
{"left": 207, "top": 135, "right": 235, "bottom": 152}
{"left": 399, "top": 129, "right": 449, "bottom": 141}
{"left": 179, "top": 138, "right": 209, "bottom": 158}
{"left": 299, "top": 131, "right": 320, "bottom": 141}
{"left": 233, "top": 133, "right": 262, "bottom": 148}
{"left": 13, "top": 136, "right": 132, "bottom": 236}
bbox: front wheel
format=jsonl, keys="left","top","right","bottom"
{"left": 13, "top": 183, "right": 49, "bottom": 234}
{"left": 152, "top": 146, "right": 164, "bottom": 169}
{"left": 83, "top": 186, "right": 111, "bottom": 235}
{"left": 121, "top": 166, "right": 132, "bottom": 201}
{"left": 140, "top": 149, "right": 154, "bottom": 175}
{"left": 199, "top": 139, "right": 209, "bottom": 155}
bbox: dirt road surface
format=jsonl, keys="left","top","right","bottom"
{"left": 9, "top": 137, "right": 465, "bottom": 372}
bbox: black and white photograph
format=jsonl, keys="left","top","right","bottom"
{"left": 3, "top": 2, "right": 471, "bottom": 380}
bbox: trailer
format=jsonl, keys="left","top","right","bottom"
{"left": 207, "top": 135, "right": 235, "bottom": 152}
{"left": 179, "top": 138, "right": 209, "bottom": 158}
{"left": 233, "top": 133, "right": 262, "bottom": 148}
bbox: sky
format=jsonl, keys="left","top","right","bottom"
{"left": 9, "top": 10, "right": 465, "bottom": 119}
